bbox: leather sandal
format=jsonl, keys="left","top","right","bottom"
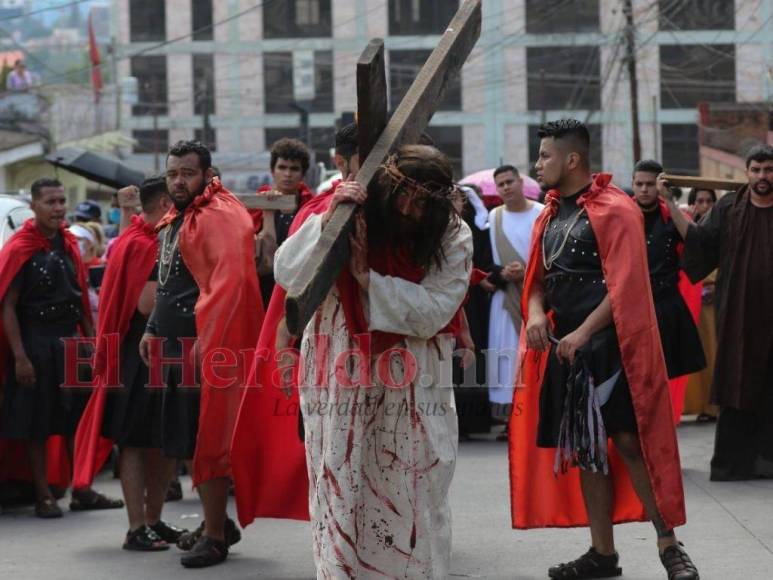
{"left": 660, "top": 543, "right": 700, "bottom": 580}
{"left": 35, "top": 497, "right": 63, "bottom": 519}
{"left": 122, "top": 525, "right": 169, "bottom": 552}
{"left": 149, "top": 520, "right": 188, "bottom": 543}
{"left": 548, "top": 547, "right": 622, "bottom": 579}
{"left": 180, "top": 536, "right": 228, "bottom": 568}
{"left": 177, "top": 517, "right": 241, "bottom": 551}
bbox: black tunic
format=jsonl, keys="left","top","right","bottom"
{"left": 643, "top": 210, "right": 705, "bottom": 378}
{"left": 146, "top": 215, "right": 201, "bottom": 459}
{"left": 453, "top": 210, "right": 493, "bottom": 435}
{"left": 536, "top": 190, "right": 637, "bottom": 447}
{"left": 1, "top": 233, "right": 86, "bottom": 441}
{"left": 101, "top": 266, "right": 163, "bottom": 448}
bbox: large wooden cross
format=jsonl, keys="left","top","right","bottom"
{"left": 284, "top": 0, "right": 482, "bottom": 336}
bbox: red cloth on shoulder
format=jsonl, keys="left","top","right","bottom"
{"left": 72, "top": 215, "right": 158, "bottom": 489}
{"left": 248, "top": 182, "right": 314, "bottom": 234}
{"left": 232, "top": 182, "right": 338, "bottom": 525}
{"left": 0, "top": 219, "right": 92, "bottom": 489}
{"left": 156, "top": 178, "right": 264, "bottom": 486}
{"left": 509, "top": 174, "right": 686, "bottom": 530}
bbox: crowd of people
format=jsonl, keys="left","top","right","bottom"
{"left": 0, "top": 118, "right": 771, "bottom": 579}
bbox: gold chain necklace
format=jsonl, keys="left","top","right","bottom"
{"left": 542, "top": 207, "right": 587, "bottom": 270}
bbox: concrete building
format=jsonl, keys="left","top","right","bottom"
{"left": 113, "top": 0, "right": 773, "bottom": 189}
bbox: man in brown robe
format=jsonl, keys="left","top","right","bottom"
{"left": 659, "top": 144, "right": 773, "bottom": 481}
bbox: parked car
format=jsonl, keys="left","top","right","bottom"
{"left": 0, "top": 194, "right": 33, "bottom": 247}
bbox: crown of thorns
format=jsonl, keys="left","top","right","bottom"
{"left": 380, "top": 154, "right": 455, "bottom": 200}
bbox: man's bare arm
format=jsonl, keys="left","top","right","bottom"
{"left": 3, "top": 286, "right": 26, "bottom": 360}
{"left": 657, "top": 173, "right": 689, "bottom": 239}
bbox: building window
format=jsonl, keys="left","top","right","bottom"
{"left": 424, "top": 126, "right": 463, "bottom": 178}
{"left": 265, "top": 127, "right": 333, "bottom": 168}
{"left": 390, "top": 50, "right": 461, "bottom": 112}
{"left": 129, "top": 0, "right": 165, "bottom": 42}
{"left": 658, "top": 0, "right": 734, "bottom": 31}
{"left": 525, "top": 0, "right": 599, "bottom": 33}
{"left": 388, "top": 0, "right": 459, "bottom": 36}
{"left": 661, "top": 124, "right": 699, "bottom": 175}
{"left": 263, "top": 51, "right": 333, "bottom": 113}
{"left": 192, "top": 54, "right": 215, "bottom": 115}
{"left": 264, "top": 0, "right": 331, "bottom": 39}
{"left": 194, "top": 127, "right": 216, "bottom": 152}
{"left": 528, "top": 124, "right": 603, "bottom": 174}
{"left": 527, "top": 46, "right": 601, "bottom": 111}
{"left": 131, "top": 55, "right": 167, "bottom": 116}
{"left": 132, "top": 129, "right": 169, "bottom": 154}
{"left": 660, "top": 45, "right": 735, "bottom": 109}
{"left": 192, "top": 0, "right": 213, "bottom": 41}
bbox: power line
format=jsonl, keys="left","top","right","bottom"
{"left": 0, "top": 0, "right": 91, "bottom": 23}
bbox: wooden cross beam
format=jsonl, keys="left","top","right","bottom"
{"left": 236, "top": 193, "right": 298, "bottom": 212}
{"left": 285, "top": 0, "right": 482, "bottom": 336}
{"left": 661, "top": 174, "right": 745, "bottom": 192}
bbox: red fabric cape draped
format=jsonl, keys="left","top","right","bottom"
{"left": 72, "top": 216, "right": 158, "bottom": 489}
{"left": 156, "top": 178, "right": 264, "bottom": 486}
{"left": 0, "top": 219, "right": 92, "bottom": 489}
{"left": 232, "top": 183, "right": 339, "bottom": 525}
{"left": 508, "top": 174, "right": 686, "bottom": 530}
{"left": 248, "top": 182, "right": 314, "bottom": 234}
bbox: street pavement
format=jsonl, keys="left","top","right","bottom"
{"left": 1, "top": 420, "right": 771, "bottom": 579}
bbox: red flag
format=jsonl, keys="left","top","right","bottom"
{"left": 88, "top": 13, "right": 102, "bottom": 103}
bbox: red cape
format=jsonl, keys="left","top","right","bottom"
{"left": 248, "top": 182, "right": 314, "bottom": 234}
{"left": 155, "top": 178, "right": 264, "bottom": 486}
{"left": 232, "top": 182, "right": 339, "bottom": 525}
{"left": 0, "top": 219, "right": 92, "bottom": 489}
{"left": 655, "top": 200, "right": 703, "bottom": 423}
{"left": 72, "top": 215, "right": 158, "bottom": 489}
{"left": 509, "top": 174, "right": 686, "bottom": 530}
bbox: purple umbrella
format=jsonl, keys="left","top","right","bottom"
{"left": 461, "top": 168, "right": 542, "bottom": 201}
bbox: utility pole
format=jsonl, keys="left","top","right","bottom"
{"left": 202, "top": 78, "right": 212, "bottom": 149}
{"left": 538, "top": 68, "right": 547, "bottom": 124}
{"left": 150, "top": 81, "right": 160, "bottom": 172}
{"left": 110, "top": 36, "right": 121, "bottom": 130}
{"left": 623, "top": 0, "right": 642, "bottom": 162}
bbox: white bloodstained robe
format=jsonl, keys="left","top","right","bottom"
{"left": 486, "top": 203, "right": 543, "bottom": 405}
{"left": 274, "top": 213, "right": 473, "bottom": 579}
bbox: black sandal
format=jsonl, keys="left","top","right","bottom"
{"left": 69, "top": 488, "right": 124, "bottom": 511}
{"left": 35, "top": 497, "right": 63, "bottom": 519}
{"left": 149, "top": 520, "right": 188, "bottom": 543}
{"left": 180, "top": 536, "right": 228, "bottom": 568}
{"left": 548, "top": 548, "right": 622, "bottom": 579}
{"left": 122, "top": 526, "right": 169, "bottom": 552}
{"left": 660, "top": 543, "right": 700, "bottom": 580}
{"left": 177, "top": 518, "right": 241, "bottom": 551}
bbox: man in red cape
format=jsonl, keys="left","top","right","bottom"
{"left": 137, "top": 141, "right": 263, "bottom": 568}
{"left": 0, "top": 178, "right": 121, "bottom": 517}
{"left": 509, "top": 120, "right": 698, "bottom": 580}
{"left": 250, "top": 137, "right": 314, "bottom": 306}
{"left": 73, "top": 177, "right": 188, "bottom": 550}
{"left": 631, "top": 160, "right": 705, "bottom": 424}
{"left": 231, "top": 123, "right": 359, "bottom": 525}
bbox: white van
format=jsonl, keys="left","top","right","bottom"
{"left": 0, "top": 194, "right": 34, "bottom": 247}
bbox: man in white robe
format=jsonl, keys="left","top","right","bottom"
{"left": 486, "top": 165, "right": 543, "bottom": 418}
{"left": 274, "top": 145, "right": 472, "bottom": 579}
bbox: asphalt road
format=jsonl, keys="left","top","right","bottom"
{"left": 1, "top": 421, "right": 771, "bottom": 579}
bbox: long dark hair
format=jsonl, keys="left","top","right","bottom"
{"left": 364, "top": 145, "right": 460, "bottom": 270}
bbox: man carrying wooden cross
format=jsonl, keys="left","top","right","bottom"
{"left": 248, "top": 4, "right": 481, "bottom": 576}
{"left": 273, "top": 143, "right": 472, "bottom": 577}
